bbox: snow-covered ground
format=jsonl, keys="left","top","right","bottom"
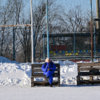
{"left": 0, "top": 86, "right": 100, "bottom": 100}
{"left": 0, "top": 56, "right": 100, "bottom": 100}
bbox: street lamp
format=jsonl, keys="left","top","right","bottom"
{"left": 46, "top": 0, "right": 49, "bottom": 58}
{"left": 90, "top": 0, "right": 93, "bottom": 62}
{"left": 30, "top": 0, "right": 34, "bottom": 63}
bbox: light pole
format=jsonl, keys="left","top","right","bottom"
{"left": 90, "top": 0, "right": 93, "bottom": 62}
{"left": 30, "top": 0, "right": 34, "bottom": 63}
{"left": 96, "top": 0, "right": 100, "bottom": 29}
{"left": 46, "top": 0, "right": 49, "bottom": 58}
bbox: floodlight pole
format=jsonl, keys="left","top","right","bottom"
{"left": 90, "top": 0, "right": 93, "bottom": 62}
{"left": 46, "top": 0, "right": 49, "bottom": 58}
{"left": 96, "top": 0, "right": 100, "bottom": 29}
{"left": 30, "top": 0, "right": 34, "bottom": 63}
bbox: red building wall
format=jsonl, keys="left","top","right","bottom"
{"left": 51, "top": 45, "right": 67, "bottom": 51}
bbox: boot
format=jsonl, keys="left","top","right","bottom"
{"left": 50, "top": 84, "right": 52, "bottom": 87}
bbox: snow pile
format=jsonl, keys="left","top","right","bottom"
{"left": 55, "top": 60, "right": 77, "bottom": 85}
{"left": 0, "top": 56, "right": 92, "bottom": 86}
{"left": 0, "top": 56, "right": 18, "bottom": 63}
{"left": 0, "top": 63, "right": 31, "bottom": 86}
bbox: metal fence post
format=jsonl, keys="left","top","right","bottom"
{"left": 90, "top": 0, "right": 93, "bottom": 62}
{"left": 43, "top": 29, "right": 45, "bottom": 59}
{"left": 94, "top": 27, "right": 96, "bottom": 58}
{"left": 46, "top": 0, "right": 49, "bottom": 58}
{"left": 13, "top": 27, "right": 15, "bottom": 61}
{"left": 33, "top": 29, "right": 35, "bottom": 61}
{"left": 74, "top": 30, "right": 76, "bottom": 59}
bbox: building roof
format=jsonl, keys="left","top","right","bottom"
{"left": 42, "top": 33, "right": 98, "bottom": 38}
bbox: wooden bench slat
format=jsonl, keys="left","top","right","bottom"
{"left": 78, "top": 80, "right": 100, "bottom": 83}
{"left": 32, "top": 67, "right": 59, "bottom": 69}
{"left": 32, "top": 71, "right": 59, "bottom": 74}
{"left": 32, "top": 64, "right": 60, "bottom": 68}
{"left": 33, "top": 81, "right": 59, "bottom": 83}
{"left": 78, "top": 72, "right": 100, "bottom": 76}
{"left": 33, "top": 73, "right": 59, "bottom": 77}
{"left": 33, "top": 69, "right": 59, "bottom": 72}
{"left": 80, "top": 67, "right": 100, "bottom": 70}
{"left": 33, "top": 81, "right": 59, "bottom": 86}
{"left": 78, "top": 72, "right": 90, "bottom": 75}
{"left": 78, "top": 75, "right": 100, "bottom": 77}
{"left": 32, "top": 76, "right": 59, "bottom": 78}
{"left": 77, "top": 63, "right": 100, "bottom": 67}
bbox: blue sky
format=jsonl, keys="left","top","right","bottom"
{"left": 1, "top": 0, "right": 96, "bottom": 10}
{"left": 1, "top": 0, "right": 97, "bottom": 17}
{"left": 56, "top": 0, "right": 96, "bottom": 13}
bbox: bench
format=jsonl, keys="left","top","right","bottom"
{"left": 77, "top": 62, "right": 100, "bottom": 85}
{"left": 31, "top": 63, "right": 60, "bottom": 87}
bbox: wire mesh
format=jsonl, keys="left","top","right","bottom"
{"left": 43, "top": 0, "right": 98, "bottom": 60}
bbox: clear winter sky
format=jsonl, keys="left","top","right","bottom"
{"left": 1, "top": 0, "right": 97, "bottom": 18}
{"left": 1, "top": 0, "right": 96, "bottom": 10}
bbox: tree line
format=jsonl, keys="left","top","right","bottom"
{"left": 0, "top": 0, "right": 96, "bottom": 62}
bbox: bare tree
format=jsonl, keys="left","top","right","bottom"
{"left": 0, "top": 0, "right": 25, "bottom": 61}
{"left": 58, "top": 6, "right": 86, "bottom": 33}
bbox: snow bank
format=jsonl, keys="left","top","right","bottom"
{"left": 0, "top": 56, "right": 18, "bottom": 63}
{"left": 0, "top": 56, "right": 31, "bottom": 86}
{"left": 53, "top": 60, "right": 77, "bottom": 85}
{"left": 0, "top": 63, "right": 31, "bottom": 86}
{"left": 0, "top": 56, "right": 93, "bottom": 86}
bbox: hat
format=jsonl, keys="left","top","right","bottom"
{"left": 45, "top": 58, "right": 50, "bottom": 62}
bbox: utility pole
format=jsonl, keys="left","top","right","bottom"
{"left": 30, "top": 0, "right": 34, "bottom": 63}
{"left": 74, "top": 30, "right": 76, "bottom": 59}
{"left": 96, "top": 0, "right": 100, "bottom": 29}
{"left": 46, "top": 0, "right": 49, "bottom": 58}
{"left": 90, "top": 0, "right": 93, "bottom": 62}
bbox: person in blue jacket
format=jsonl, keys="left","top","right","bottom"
{"left": 41, "top": 58, "right": 56, "bottom": 87}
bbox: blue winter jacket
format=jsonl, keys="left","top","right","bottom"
{"left": 41, "top": 61, "right": 56, "bottom": 75}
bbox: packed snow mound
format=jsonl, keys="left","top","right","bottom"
{"left": 0, "top": 63, "right": 31, "bottom": 86}
{"left": 0, "top": 56, "right": 31, "bottom": 86}
{"left": 54, "top": 60, "right": 77, "bottom": 85}
{"left": 0, "top": 56, "right": 18, "bottom": 63}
